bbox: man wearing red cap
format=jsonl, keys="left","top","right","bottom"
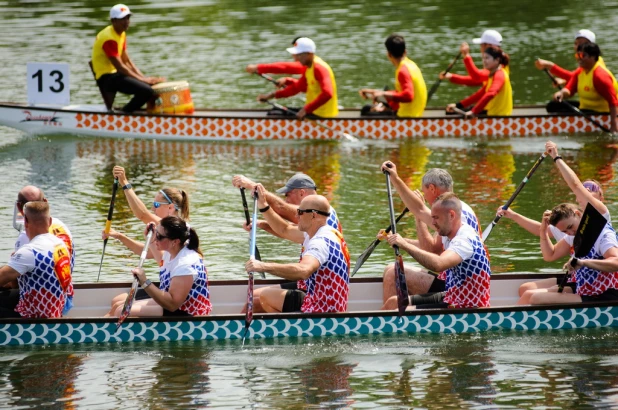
{"left": 256, "top": 37, "right": 338, "bottom": 120}
{"left": 91, "top": 4, "right": 165, "bottom": 112}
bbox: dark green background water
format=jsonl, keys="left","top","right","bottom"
{"left": 1, "top": 0, "right": 618, "bottom": 408}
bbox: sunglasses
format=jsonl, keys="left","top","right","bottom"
{"left": 155, "top": 232, "right": 168, "bottom": 241}
{"left": 153, "top": 201, "right": 171, "bottom": 209}
{"left": 297, "top": 208, "right": 331, "bottom": 217}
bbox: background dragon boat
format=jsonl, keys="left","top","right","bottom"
{"left": 2, "top": 274, "right": 618, "bottom": 346}
{"left": 0, "top": 103, "right": 611, "bottom": 141}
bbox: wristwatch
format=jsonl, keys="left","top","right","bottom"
{"left": 122, "top": 183, "right": 132, "bottom": 190}
{"left": 141, "top": 279, "right": 152, "bottom": 289}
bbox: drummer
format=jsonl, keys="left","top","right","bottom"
{"left": 91, "top": 4, "right": 165, "bottom": 112}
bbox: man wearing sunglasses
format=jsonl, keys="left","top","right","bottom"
{"left": 553, "top": 42, "right": 618, "bottom": 134}
{"left": 245, "top": 186, "right": 350, "bottom": 313}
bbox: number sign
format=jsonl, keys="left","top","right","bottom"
{"left": 27, "top": 63, "right": 70, "bottom": 105}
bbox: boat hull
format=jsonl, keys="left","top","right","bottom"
{"left": 0, "top": 103, "right": 609, "bottom": 141}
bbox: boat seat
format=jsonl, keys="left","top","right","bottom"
{"left": 88, "top": 60, "right": 116, "bottom": 112}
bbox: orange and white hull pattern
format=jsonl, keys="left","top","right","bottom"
{"left": 0, "top": 103, "right": 609, "bottom": 141}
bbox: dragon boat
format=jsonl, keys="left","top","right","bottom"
{"left": 2, "top": 274, "right": 618, "bottom": 346}
{"left": 0, "top": 103, "right": 610, "bottom": 141}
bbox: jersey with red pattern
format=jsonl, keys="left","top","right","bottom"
{"left": 158, "top": 247, "right": 212, "bottom": 316}
{"left": 8, "top": 233, "right": 72, "bottom": 318}
{"left": 299, "top": 225, "right": 350, "bottom": 313}
{"left": 562, "top": 223, "right": 618, "bottom": 296}
{"left": 297, "top": 206, "right": 342, "bottom": 290}
{"left": 442, "top": 224, "right": 491, "bottom": 308}
{"left": 437, "top": 200, "right": 483, "bottom": 281}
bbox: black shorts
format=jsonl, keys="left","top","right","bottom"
{"left": 428, "top": 278, "right": 446, "bottom": 293}
{"left": 280, "top": 281, "right": 299, "bottom": 290}
{"left": 135, "top": 288, "right": 152, "bottom": 300}
{"left": 411, "top": 291, "right": 449, "bottom": 310}
{"left": 565, "top": 282, "right": 577, "bottom": 293}
{"left": 282, "top": 290, "right": 306, "bottom": 312}
{"left": 162, "top": 308, "right": 191, "bottom": 317}
{"left": 0, "top": 289, "right": 20, "bottom": 318}
{"left": 581, "top": 288, "right": 618, "bottom": 302}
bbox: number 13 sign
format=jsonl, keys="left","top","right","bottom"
{"left": 27, "top": 63, "right": 70, "bottom": 105}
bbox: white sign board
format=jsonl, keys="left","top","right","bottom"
{"left": 27, "top": 63, "right": 70, "bottom": 105}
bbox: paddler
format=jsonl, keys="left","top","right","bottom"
{"left": 91, "top": 4, "right": 165, "bottom": 112}
{"left": 359, "top": 34, "right": 427, "bottom": 117}
{"left": 245, "top": 37, "right": 306, "bottom": 90}
{"left": 551, "top": 43, "right": 618, "bottom": 133}
{"left": 256, "top": 37, "right": 338, "bottom": 120}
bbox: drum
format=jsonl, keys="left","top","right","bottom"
{"left": 147, "top": 81, "right": 195, "bottom": 114}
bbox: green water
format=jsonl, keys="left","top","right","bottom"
{"left": 1, "top": 0, "right": 618, "bottom": 408}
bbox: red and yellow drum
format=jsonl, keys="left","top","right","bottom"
{"left": 147, "top": 81, "right": 195, "bottom": 114}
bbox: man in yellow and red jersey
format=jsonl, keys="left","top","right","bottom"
{"left": 440, "top": 30, "right": 508, "bottom": 87}
{"left": 359, "top": 34, "right": 427, "bottom": 117}
{"left": 91, "top": 4, "right": 164, "bottom": 112}
{"left": 245, "top": 37, "right": 306, "bottom": 89}
{"left": 553, "top": 42, "right": 618, "bottom": 133}
{"left": 257, "top": 37, "right": 338, "bottom": 120}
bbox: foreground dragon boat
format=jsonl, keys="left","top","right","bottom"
{"left": 0, "top": 103, "right": 611, "bottom": 141}
{"left": 2, "top": 274, "right": 618, "bottom": 346}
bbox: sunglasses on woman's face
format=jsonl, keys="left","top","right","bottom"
{"left": 155, "top": 232, "right": 168, "bottom": 241}
{"left": 153, "top": 201, "right": 171, "bottom": 209}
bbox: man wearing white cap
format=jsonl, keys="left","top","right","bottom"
{"left": 257, "top": 37, "right": 339, "bottom": 119}
{"left": 440, "top": 29, "right": 508, "bottom": 87}
{"left": 91, "top": 4, "right": 165, "bottom": 112}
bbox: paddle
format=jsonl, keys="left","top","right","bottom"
{"left": 242, "top": 189, "right": 259, "bottom": 345}
{"left": 240, "top": 187, "right": 264, "bottom": 279}
{"left": 351, "top": 208, "right": 409, "bottom": 276}
{"left": 482, "top": 152, "right": 547, "bottom": 242}
{"left": 264, "top": 100, "right": 359, "bottom": 142}
{"left": 384, "top": 166, "right": 409, "bottom": 315}
{"left": 558, "top": 202, "right": 608, "bottom": 293}
{"left": 256, "top": 72, "right": 281, "bottom": 88}
{"left": 116, "top": 224, "right": 155, "bottom": 330}
{"left": 427, "top": 52, "right": 462, "bottom": 102}
{"left": 97, "top": 178, "right": 119, "bottom": 282}
{"left": 542, "top": 68, "right": 612, "bottom": 134}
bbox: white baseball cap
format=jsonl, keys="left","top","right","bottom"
{"left": 473, "top": 30, "right": 502, "bottom": 46}
{"left": 286, "top": 37, "right": 316, "bottom": 55}
{"left": 110, "top": 4, "right": 131, "bottom": 19}
{"left": 575, "top": 29, "right": 595, "bottom": 43}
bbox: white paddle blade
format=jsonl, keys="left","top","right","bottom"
{"left": 481, "top": 222, "right": 494, "bottom": 243}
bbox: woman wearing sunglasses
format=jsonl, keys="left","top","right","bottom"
{"left": 108, "top": 216, "right": 211, "bottom": 317}
{"left": 552, "top": 42, "right": 618, "bottom": 134}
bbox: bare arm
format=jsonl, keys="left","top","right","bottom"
{"left": 0, "top": 266, "right": 20, "bottom": 287}
{"left": 256, "top": 184, "right": 304, "bottom": 244}
{"left": 415, "top": 216, "right": 443, "bottom": 254}
{"left": 113, "top": 166, "right": 160, "bottom": 225}
{"left": 110, "top": 53, "right": 151, "bottom": 84}
{"left": 246, "top": 255, "right": 320, "bottom": 281}
{"left": 380, "top": 161, "right": 431, "bottom": 226}
{"left": 265, "top": 191, "right": 299, "bottom": 224}
{"left": 570, "top": 247, "right": 618, "bottom": 272}
{"left": 540, "top": 211, "right": 571, "bottom": 261}
{"left": 134, "top": 268, "right": 193, "bottom": 311}
{"left": 389, "top": 233, "right": 463, "bottom": 272}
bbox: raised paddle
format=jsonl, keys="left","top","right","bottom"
{"left": 264, "top": 100, "right": 359, "bottom": 142}
{"left": 482, "top": 152, "right": 548, "bottom": 242}
{"left": 240, "top": 187, "right": 264, "bottom": 279}
{"left": 542, "top": 67, "right": 613, "bottom": 134}
{"left": 558, "top": 202, "right": 608, "bottom": 293}
{"left": 426, "top": 52, "right": 462, "bottom": 102}
{"left": 116, "top": 224, "right": 155, "bottom": 330}
{"left": 384, "top": 165, "right": 409, "bottom": 315}
{"left": 242, "top": 189, "right": 260, "bottom": 345}
{"left": 256, "top": 72, "right": 282, "bottom": 88}
{"left": 351, "top": 208, "right": 409, "bottom": 277}
{"left": 97, "top": 178, "right": 119, "bottom": 282}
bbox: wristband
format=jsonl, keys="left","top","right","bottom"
{"left": 259, "top": 205, "right": 271, "bottom": 213}
{"left": 141, "top": 279, "right": 152, "bottom": 289}
{"left": 122, "top": 183, "right": 133, "bottom": 190}
{"left": 553, "top": 156, "right": 562, "bottom": 163}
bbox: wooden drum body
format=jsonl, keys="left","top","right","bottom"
{"left": 147, "top": 81, "right": 195, "bottom": 114}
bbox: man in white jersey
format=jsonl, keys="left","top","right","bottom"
{"left": 245, "top": 189, "right": 350, "bottom": 313}
{"left": 233, "top": 173, "right": 342, "bottom": 313}
{"left": 379, "top": 163, "right": 484, "bottom": 303}
{"left": 0, "top": 202, "right": 72, "bottom": 318}
{"left": 383, "top": 193, "right": 491, "bottom": 310}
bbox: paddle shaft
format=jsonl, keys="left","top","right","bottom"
{"left": 351, "top": 208, "right": 409, "bottom": 277}
{"left": 97, "top": 178, "right": 119, "bottom": 282}
{"left": 384, "top": 170, "right": 409, "bottom": 315}
{"left": 427, "top": 52, "right": 462, "bottom": 102}
{"left": 116, "top": 226, "right": 155, "bottom": 330}
{"left": 265, "top": 100, "right": 359, "bottom": 141}
{"left": 240, "top": 188, "right": 262, "bottom": 262}
{"left": 543, "top": 68, "right": 612, "bottom": 134}
{"left": 482, "top": 153, "right": 547, "bottom": 242}
{"left": 257, "top": 72, "right": 280, "bottom": 87}
{"left": 243, "top": 191, "right": 259, "bottom": 343}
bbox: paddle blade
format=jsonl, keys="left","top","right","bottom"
{"left": 351, "top": 240, "right": 381, "bottom": 277}
{"left": 116, "top": 280, "right": 139, "bottom": 331}
{"left": 394, "top": 252, "right": 409, "bottom": 316}
{"left": 481, "top": 220, "right": 498, "bottom": 243}
{"left": 243, "top": 272, "right": 254, "bottom": 344}
{"left": 573, "top": 203, "right": 607, "bottom": 258}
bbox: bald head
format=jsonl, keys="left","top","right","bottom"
{"left": 299, "top": 195, "right": 330, "bottom": 214}
{"left": 17, "top": 186, "right": 45, "bottom": 212}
